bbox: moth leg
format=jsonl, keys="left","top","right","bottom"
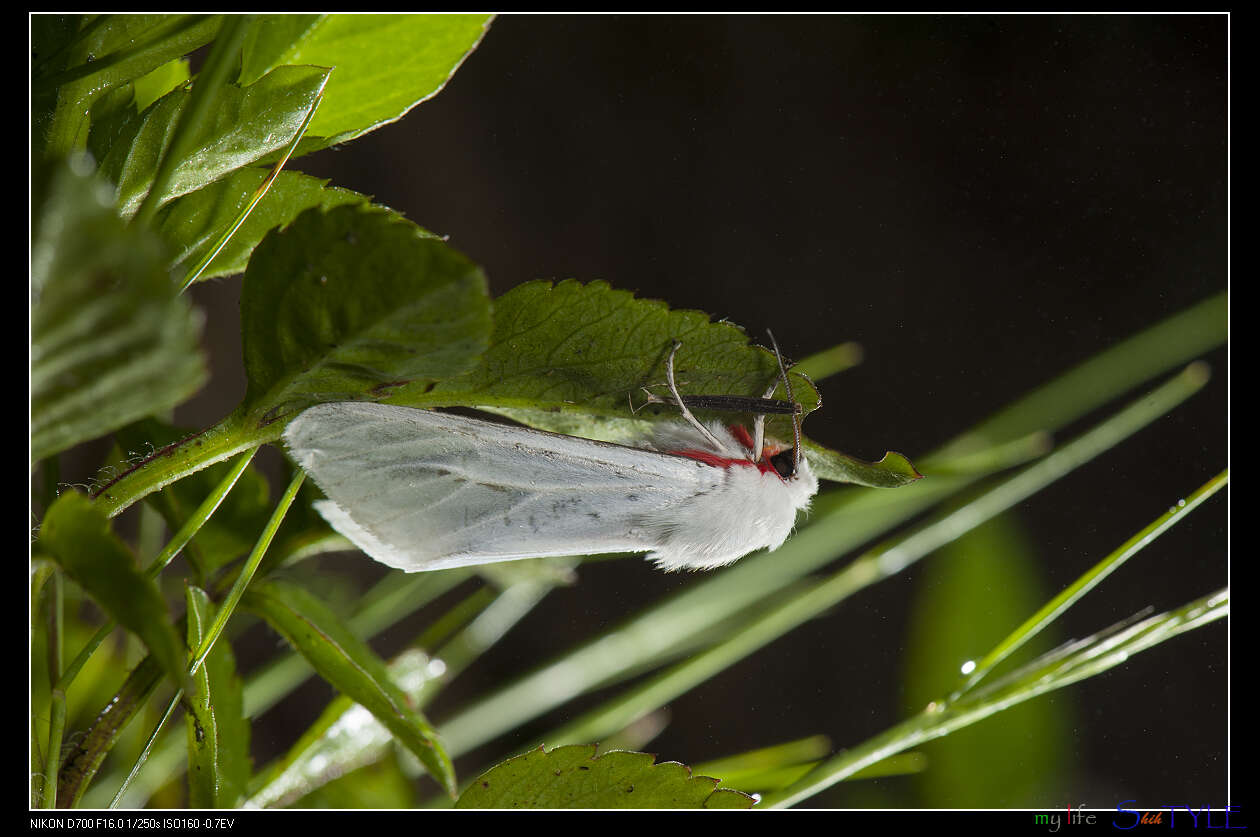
{"left": 766, "top": 330, "right": 802, "bottom": 471}
{"left": 665, "top": 341, "right": 732, "bottom": 454}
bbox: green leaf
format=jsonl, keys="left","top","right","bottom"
{"left": 39, "top": 491, "right": 186, "bottom": 690}
{"left": 239, "top": 14, "right": 493, "bottom": 150}
{"left": 184, "top": 585, "right": 250, "bottom": 808}
{"left": 400, "top": 279, "right": 916, "bottom": 486}
{"left": 133, "top": 56, "right": 190, "bottom": 111}
{"left": 155, "top": 168, "right": 368, "bottom": 282}
{"left": 238, "top": 15, "right": 326, "bottom": 84}
{"left": 415, "top": 279, "right": 818, "bottom": 432}
{"left": 92, "top": 63, "right": 331, "bottom": 218}
{"left": 31, "top": 156, "right": 206, "bottom": 463}
{"left": 803, "top": 441, "right": 923, "bottom": 488}
{"left": 242, "top": 579, "right": 457, "bottom": 796}
{"left": 114, "top": 419, "right": 273, "bottom": 577}
{"left": 34, "top": 15, "right": 222, "bottom": 158}
{"left": 240, "top": 204, "right": 492, "bottom": 422}
{"left": 455, "top": 744, "right": 756, "bottom": 809}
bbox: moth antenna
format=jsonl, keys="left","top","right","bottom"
{"left": 665, "top": 340, "right": 731, "bottom": 454}
{"left": 766, "top": 329, "right": 802, "bottom": 472}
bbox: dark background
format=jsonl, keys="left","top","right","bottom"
{"left": 178, "top": 15, "right": 1228, "bottom": 808}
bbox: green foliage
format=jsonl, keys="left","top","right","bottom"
{"left": 40, "top": 491, "right": 187, "bottom": 692}
{"left": 156, "top": 169, "right": 366, "bottom": 281}
{"left": 455, "top": 745, "right": 755, "bottom": 809}
{"left": 29, "top": 14, "right": 1225, "bottom": 812}
{"left": 239, "top": 204, "right": 491, "bottom": 420}
{"left": 237, "top": 14, "right": 494, "bottom": 149}
{"left": 91, "top": 64, "right": 331, "bottom": 218}
{"left": 31, "top": 157, "right": 206, "bottom": 463}
{"left": 242, "top": 580, "right": 456, "bottom": 796}
{"left": 184, "top": 585, "right": 250, "bottom": 807}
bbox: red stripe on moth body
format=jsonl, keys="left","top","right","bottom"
{"left": 724, "top": 424, "right": 788, "bottom": 469}
{"left": 670, "top": 448, "right": 783, "bottom": 478}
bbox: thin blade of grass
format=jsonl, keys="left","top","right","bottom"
{"left": 762, "top": 589, "right": 1227, "bottom": 808}
{"left": 953, "top": 467, "right": 1228, "bottom": 698}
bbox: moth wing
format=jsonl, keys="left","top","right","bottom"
{"left": 283, "top": 402, "right": 719, "bottom": 572}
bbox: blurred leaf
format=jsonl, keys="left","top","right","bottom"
{"left": 455, "top": 745, "right": 756, "bottom": 809}
{"left": 57, "top": 655, "right": 166, "bottom": 807}
{"left": 31, "top": 157, "right": 206, "bottom": 463}
{"left": 792, "top": 341, "right": 863, "bottom": 382}
{"left": 693, "top": 735, "right": 832, "bottom": 793}
{"left": 156, "top": 168, "right": 368, "bottom": 282}
{"left": 242, "top": 580, "right": 456, "bottom": 796}
{"left": 115, "top": 419, "right": 272, "bottom": 577}
{"left": 240, "top": 204, "right": 492, "bottom": 422}
{"left": 901, "top": 514, "right": 1070, "bottom": 806}
{"left": 239, "top": 14, "right": 493, "bottom": 150}
{"left": 290, "top": 752, "right": 416, "bottom": 809}
{"left": 92, "top": 64, "right": 331, "bottom": 218}
{"left": 39, "top": 492, "right": 186, "bottom": 690}
{"left": 248, "top": 649, "right": 438, "bottom": 808}
{"left": 184, "top": 585, "right": 250, "bottom": 807}
{"left": 33, "top": 15, "right": 222, "bottom": 158}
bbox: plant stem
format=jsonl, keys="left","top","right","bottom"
{"left": 109, "top": 690, "right": 183, "bottom": 809}
{"left": 57, "top": 449, "right": 260, "bottom": 693}
{"left": 39, "top": 574, "right": 64, "bottom": 808}
{"left": 189, "top": 470, "right": 305, "bottom": 675}
{"left": 92, "top": 408, "right": 269, "bottom": 519}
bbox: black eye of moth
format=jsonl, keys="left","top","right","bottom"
{"left": 770, "top": 449, "right": 796, "bottom": 479}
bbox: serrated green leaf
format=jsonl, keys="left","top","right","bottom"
{"left": 92, "top": 63, "right": 330, "bottom": 218}
{"left": 114, "top": 419, "right": 273, "bottom": 577}
{"left": 240, "top": 204, "right": 492, "bottom": 423}
{"left": 156, "top": 168, "right": 367, "bottom": 282}
{"left": 239, "top": 14, "right": 492, "bottom": 150}
{"left": 456, "top": 744, "right": 756, "bottom": 809}
{"left": 39, "top": 491, "right": 186, "bottom": 690}
{"left": 34, "top": 15, "right": 222, "bottom": 158}
{"left": 31, "top": 157, "right": 206, "bottom": 463}
{"left": 184, "top": 585, "right": 250, "bottom": 808}
{"left": 397, "top": 279, "right": 917, "bottom": 486}
{"left": 242, "top": 580, "right": 456, "bottom": 796}
{"left": 413, "top": 279, "right": 817, "bottom": 432}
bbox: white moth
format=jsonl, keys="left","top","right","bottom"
{"left": 283, "top": 342, "right": 818, "bottom": 572}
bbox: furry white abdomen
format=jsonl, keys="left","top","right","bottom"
{"left": 638, "top": 457, "right": 818, "bottom": 571}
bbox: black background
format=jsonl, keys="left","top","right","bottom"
{"left": 174, "top": 15, "right": 1228, "bottom": 808}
